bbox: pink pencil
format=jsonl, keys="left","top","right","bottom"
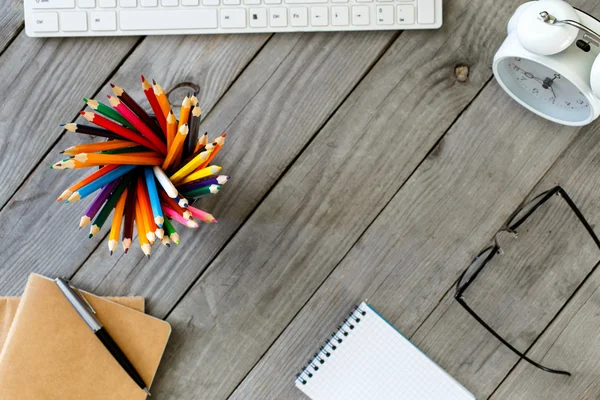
{"left": 162, "top": 204, "right": 199, "bottom": 228}
{"left": 187, "top": 205, "right": 217, "bottom": 223}
{"left": 107, "top": 95, "right": 167, "bottom": 154}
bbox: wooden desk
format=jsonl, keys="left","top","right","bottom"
{"left": 2, "top": 0, "right": 600, "bottom": 398}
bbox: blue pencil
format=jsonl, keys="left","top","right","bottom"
{"left": 144, "top": 167, "right": 164, "bottom": 228}
{"left": 66, "top": 164, "right": 136, "bottom": 203}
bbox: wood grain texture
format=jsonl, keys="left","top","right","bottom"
{"left": 0, "top": 33, "right": 269, "bottom": 296}
{"left": 226, "top": 83, "right": 584, "bottom": 399}
{"left": 487, "top": 114, "right": 600, "bottom": 399}
{"left": 0, "top": 33, "right": 139, "bottom": 209}
{"left": 154, "top": 0, "right": 544, "bottom": 399}
{"left": 0, "top": 0, "right": 23, "bottom": 54}
{"left": 70, "top": 31, "right": 397, "bottom": 319}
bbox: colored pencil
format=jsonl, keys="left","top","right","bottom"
{"left": 180, "top": 184, "right": 221, "bottom": 199}
{"left": 177, "top": 175, "right": 229, "bottom": 193}
{"left": 100, "top": 146, "right": 148, "bottom": 155}
{"left": 187, "top": 205, "right": 217, "bottom": 223}
{"left": 168, "top": 148, "right": 211, "bottom": 184}
{"left": 67, "top": 164, "right": 136, "bottom": 203}
{"left": 158, "top": 190, "right": 192, "bottom": 220}
{"left": 175, "top": 194, "right": 189, "bottom": 208}
{"left": 108, "top": 188, "right": 128, "bottom": 255}
{"left": 73, "top": 152, "right": 164, "bottom": 167}
{"left": 155, "top": 227, "right": 164, "bottom": 240}
{"left": 162, "top": 205, "right": 199, "bottom": 228}
{"left": 152, "top": 166, "right": 178, "bottom": 198}
{"left": 62, "top": 123, "right": 123, "bottom": 140}
{"left": 142, "top": 75, "right": 167, "bottom": 135}
{"left": 163, "top": 217, "right": 180, "bottom": 245}
{"left": 135, "top": 200, "right": 152, "bottom": 257}
{"left": 107, "top": 95, "right": 167, "bottom": 154}
{"left": 80, "top": 111, "right": 159, "bottom": 151}
{"left": 83, "top": 98, "right": 135, "bottom": 129}
{"left": 62, "top": 140, "right": 138, "bottom": 156}
{"left": 181, "top": 141, "right": 215, "bottom": 167}
{"left": 166, "top": 111, "right": 177, "bottom": 150}
{"left": 152, "top": 80, "right": 171, "bottom": 119}
{"left": 89, "top": 176, "right": 130, "bottom": 238}
{"left": 56, "top": 164, "right": 119, "bottom": 201}
{"left": 198, "top": 133, "right": 226, "bottom": 170}
{"left": 122, "top": 179, "right": 137, "bottom": 253}
{"left": 111, "top": 83, "right": 165, "bottom": 141}
{"left": 160, "top": 236, "right": 171, "bottom": 247}
{"left": 136, "top": 176, "right": 157, "bottom": 244}
{"left": 177, "top": 165, "right": 221, "bottom": 185}
{"left": 79, "top": 178, "right": 121, "bottom": 228}
{"left": 144, "top": 167, "right": 164, "bottom": 227}
{"left": 190, "top": 92, "right": 198, "bottom": 107}
{"left": 175, "top": 96, "right": 192, "bottom": 165}
{"left": 162, "top": 124, "right": 188, "bottom": 170}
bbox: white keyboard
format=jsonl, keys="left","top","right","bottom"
{"left": 25, "top": 0, "right": 441, "bottom": 36}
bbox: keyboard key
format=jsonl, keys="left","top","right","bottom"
{"left": 32, "top": 0, "right": 74, "bottom": 9}
{"left": 397, "top": 5, "right": 414, "bottom": 24}
{"left": 244, "top": 0, "right": 260, "bottom": 4}
{"left": 99, "top": 0, "right": 116, "bottom": 6}
{"left": 290, "top": 7, "right": 307, "bottom": 26}
{"left": 90, "top": 11, "right": 116, "bottom": 30}
{"left": 221, "top": 8, "right": 246, "bottom": 28}
{"left": 203, "top": 0, "right": 219, "bottom": 5}
{"left": 249, "top": 8, "right": 267, "bottom": 27}
{"left": 223, "top": 0, "right": 241, "bottom": 4}
{"left": 417, "top": 0, "right": 434, "bottom": 24}
{"left": 121, "top": 9, "right": 218, "bottom": 29}
{"left": 285, "top": 0, "right": 326, "bottom": 4}
{"left": 78, "top": 0, "right": 95, "bottom": 8}
{"left": 162, "top": 0, "right": 178, "bottom": 5}
{"left": 140, "top": 0, "right": 158, "bottom": 6}
{"left": 31, "top": 12, "right": 59, "bottom": 32}
{"left": 120, "top": 0, "right": 136, "bottom": 6}
{"left": 269, "top": 7, "right": 287, "bottom": 27}
{"left": 351, "top": 6, "right": 369, "bottom": 25}
{"left": 331, "top": 6, "right": 348, "bottom": 26}
{"left": 61, "top": 11, "right": 87, "bottom": 31}
{"left": 310, "top": 6, "right": 327, "bottom": 26}
{"left": 182, "top": 0, "right": 199, "bottom": 4}
{"left": 356, "top": 0, "right": 373, "bottom": 3}
{"left": 265, "top": 0, "right": 281, "bottom": 4}
{"left": 376, "top": 5, "right": 393, "bottom": 25}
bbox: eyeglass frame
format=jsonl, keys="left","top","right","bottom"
{"left": 454, "top": 186, "right": 600, "bottom": 376}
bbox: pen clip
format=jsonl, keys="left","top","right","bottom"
{"left": 68, "top": 282, "right": 97, "bottom": 315}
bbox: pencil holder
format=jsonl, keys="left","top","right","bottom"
{"left": 52, "top": 76, "right": 229, "bottom": 257}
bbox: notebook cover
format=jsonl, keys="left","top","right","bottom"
{"left": 0, "top": 296, "right": 144, "bottom": 352}
{"left": 0, "top": 274, "right": 171, "bottom": 400}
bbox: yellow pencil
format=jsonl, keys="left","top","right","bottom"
{"left": 178, "top": 165, "right": 222, "bottom": 185}
{"left": 168, "top": 148, "right": 212, "bottom": 184}
{"left": 108, "top": 188, "right": 128, "bottom": 255}
{"left": 162, "top": 124, "right": 188, "bottom": 170}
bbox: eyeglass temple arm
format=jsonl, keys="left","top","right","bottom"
{"left": 454, "top": 296, "right": 571, "bottom": 376}
{"left": 539, "top": 11, "right": 600, "bottom": 44}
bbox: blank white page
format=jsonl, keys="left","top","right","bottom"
{"left": 296, "top": 302, "right": 475, "bottom": 400}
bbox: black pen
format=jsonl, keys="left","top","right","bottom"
{"left": 55, "top": 277, "right": 151, "bottom": 396}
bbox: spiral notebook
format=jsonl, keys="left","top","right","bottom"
{"left": 295, "top": 302, "right": 475, "bottom": 400}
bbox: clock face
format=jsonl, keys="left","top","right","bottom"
{"left": 496, "top": 57, "right": 592, "bottom": 123}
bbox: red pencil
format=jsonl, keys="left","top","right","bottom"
{"left": 107, "top": 95, "right": 167, "bottom": 155}
{"left": 142, "top": 75, "right": 167, "bottom": 135}
{"left": 80, "top": 111, "right": 159, "bottom": 152}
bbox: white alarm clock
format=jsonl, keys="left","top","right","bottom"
{"left": 493, "top": 0, "right": 600, "bottom": 126}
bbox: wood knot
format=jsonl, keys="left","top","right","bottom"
{"left": 455, "top": 65, "right": 469, "bottom": 83}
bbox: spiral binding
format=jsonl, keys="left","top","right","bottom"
{"left": 296, "top": 304, "right": 367, "bottom": 385}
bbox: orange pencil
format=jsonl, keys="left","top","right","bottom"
{"left": 166, "top": 111, "right": 177, "bottom": 150}
{"left": 152, "top": 80, "right": 171, "bottom": 119}
{"left": 62, "top": 140, "right": 138, "bottom": 156}
{"left": 72, "top": 152, "right": 164, "bottom": 167}
{"left": 136, "top": 176, "right": 157, "bottom": 244}
{"left": 108, "top": 188, "right": 128, "bottom": 255}
{"left": 135, "top": 200, "right": 152, "bottom": 257}
{"left": 162, "top": 124, "right": 188, "bottom": 170}
{"left": 198, "top": 133, "right": 226, "bottom": 170}
{"left": 56, "top": 164, "right": 119, "bottom": 201}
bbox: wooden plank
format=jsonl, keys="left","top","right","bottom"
{"left": 224, "top": 75, "right": 587, "bottom": 399}
{"left": 487, "top": 121, "right": 600, "bottom": 399}
{"left": 149, "top": 0, "right": 557, "bottom": 399}
{"left": 0, "top": 33, "right": 270, "bottom": 295}
{"left": 0, "top": 0, "right": 23, "bottom": 54}
{"left": 70, "top": 31, "right": 398, "bottom": 318}
{"left": 0, "top": 33, "right": 139, "bottom": 209}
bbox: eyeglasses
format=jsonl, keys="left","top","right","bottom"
{"left": 454, "top": 186, "right": 600, "bottom": 376}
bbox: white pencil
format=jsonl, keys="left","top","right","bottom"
{"left": 152, "top": 166, "right": 178, "bottom": 198}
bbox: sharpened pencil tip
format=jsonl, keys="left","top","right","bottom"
{"left": 59, "top": 123, "right": 65, "bottom": 127}
{"left": 110, "top": 83, "right": 115, "bottom": 88}
{"left": 59, "top": 151, "right": 64, "bottom": 154}
{"left": 79, "top": 111, "right": 85, "bottom": 115}
{"left": 125, "top": 248, "right": 129, "bottom": 254}
{"left": 146, "top": 255, "right": 150, "bottom": 258}
{"left": 141, "top": 74, "right": 145, "bottom": 81}
{"left": 152, "top": 79, "right": 157, "bottom": 85}
{"left": 88, "top": 234, "right": 93, "bottom": 238}
{"left": 110, "top": 251, "right": 113, "bottom": 256}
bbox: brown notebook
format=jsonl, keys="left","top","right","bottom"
{"left": 0, "top": 296, "right": 145, "bottom": 352}
{"left": 0, "top": 274, "right": 171, "bottom": 399}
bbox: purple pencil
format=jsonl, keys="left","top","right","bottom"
{"left": 78, "top": 178, "right": 121, "bottom": 228}
{"left": 177, "top": 175, "right": 229, "bottom": 193}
